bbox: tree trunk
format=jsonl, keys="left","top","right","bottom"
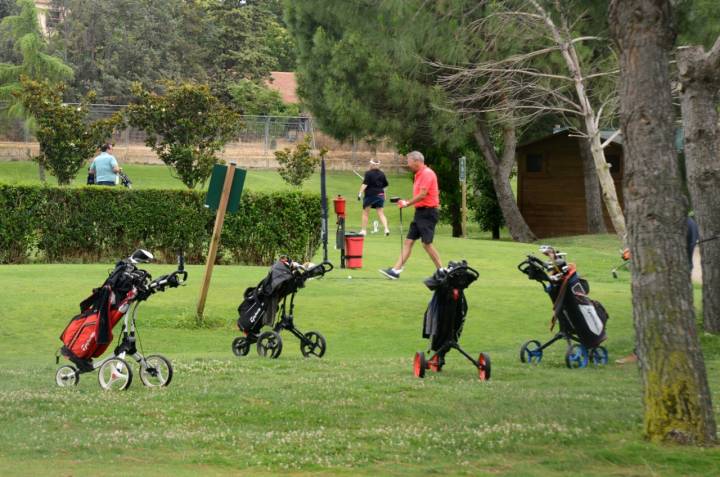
{"left": 677, "top": 40, "right": 720, "bottom": 333}
{"left": 529, "top": 0, "right": 627, "bottom": 241}
{"left": 473, "top": 120, "right": 536, "bottom": 243}
{"left": 492, "top": 225, "right": 500, "bottom": 240}
{"left": 610, "top": 0, "right": 717, "bottom": 445}
{"left": 579, "top": 136, "right": 607, "bottom": 234}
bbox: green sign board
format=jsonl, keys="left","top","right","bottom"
{"left": 205, "top": 164, "right": 246, "bottom": 213}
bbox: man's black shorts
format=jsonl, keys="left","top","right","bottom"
{"left": 407, "top": 207, "right": 439, "bottom": 244}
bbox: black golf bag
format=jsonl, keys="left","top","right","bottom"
{"left": 413, "top": 261, "right": 491, "bottom": 380}
{"left": 237, "top": 259, "right": 298, "bottom": 334}
{"left": 517, "top": 247, "right": 609, "bottom": 368}
{"left": 233, "top": 257, "right": 332, "bottom": 359}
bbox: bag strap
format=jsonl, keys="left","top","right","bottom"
{"left": 550, "top": 275, "right": 571, "bottom": 331}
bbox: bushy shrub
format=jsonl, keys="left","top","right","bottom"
{"left": 275, "top": 135, "right": 326, "bottom": 187}
{"left": 126, "top": 83, "right": 242, "bottom": 189}
{"left": 0, "top": 185, "right": 321, "bottom": 265}
{"left": 16, "top": 78, "right": 121, "bottom": 185}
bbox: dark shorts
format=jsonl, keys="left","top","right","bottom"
{"left": 407, "top": 207, "right": 439, "bottom": 244}
{"left": 363, "top": 194, "right": 385, "bottom": 209}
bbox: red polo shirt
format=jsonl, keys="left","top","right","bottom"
{"left": 413, "top": 165, "right": 440, "bottom": 208}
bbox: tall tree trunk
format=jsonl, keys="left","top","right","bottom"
{"left": 579, "top": 137, "right": 607, "bottom": 234}
{"left": 610, "top": 0, "right": 717, "bottom": 445}
{"left": 473, "top": 120, "right": 536, "bottom": 243}
{"left": 529, "top": 0, "right": 627, "bottom": 241}
{"left": 677, "top": 39, "right": 720, "bottom": 333}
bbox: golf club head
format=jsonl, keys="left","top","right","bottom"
{"left": 390, "top": 196, "right": 401, "bottom": 203}
{"left": 129, "top": 249, "right": 154, "bottom": 264}
{"left": 612, "top": 270, "right": 618, "bottom": 279}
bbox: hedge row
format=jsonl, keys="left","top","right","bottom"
{"left": 0, "top": 185, "right": 321, "bottom": 265}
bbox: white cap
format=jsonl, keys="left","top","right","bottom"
{"left": 369, "top": 159, "right": 381, "bottom": 166}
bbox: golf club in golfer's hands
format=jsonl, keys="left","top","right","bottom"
{"left": 390, "top": 197, "right": 404, "bottom": 253}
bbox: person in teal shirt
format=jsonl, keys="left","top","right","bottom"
{"left": 89, "top": 143, "right": 120, "bottom": 186}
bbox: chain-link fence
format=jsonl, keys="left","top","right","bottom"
{"left": 0, "top": 102, "right": 406, "bottom": 170}
{"left": 0, "top": 103, "right": 315, "bottom": 165}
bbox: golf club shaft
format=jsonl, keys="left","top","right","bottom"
{"left": 698, "top": 235, "right": 720, "bottom": 244}
{"left": 399, "top": 207, "right": 404, "bottom": 253}
{"left": 352, "top": 170, "right": 363, "bottom": 180}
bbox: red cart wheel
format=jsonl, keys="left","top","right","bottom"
{"left": 477, "top": 352, "right": 491, "bottom": 381}
{"left": 413, "top": 352, "right": 426, "bottom": 378}
{"left": 427, "top": 354, "right": 442, "bottom": 372}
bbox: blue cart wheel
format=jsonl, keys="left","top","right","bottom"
{"left": 590, "top": 346, "right": 609, "bottom": 366}
{"left": 565, "top": 344, "right": 589, "bottom": 369}
{"left": 520, "top": 340, "right": 543, "bottom": 364}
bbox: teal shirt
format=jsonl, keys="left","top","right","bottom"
{"left": 90, "top": 152, "right": 118, "bottom": 183}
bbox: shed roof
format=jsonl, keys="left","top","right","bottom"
{"left": 517, "top": 128, "right": 622, "bottom": 150}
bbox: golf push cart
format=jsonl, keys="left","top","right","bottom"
{"left": 517, "top": 246, "right": 609, "bottom": 369}
{"left": 413, "top": 261, "right": 491, "bottom": 380}
{"left": 55, "top": 249, "right": 187, "bottom": 390}
{"left": 232, "top": 257, "right": 333, "bottom": 359}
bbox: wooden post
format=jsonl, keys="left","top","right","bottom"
{"left": 461, "top": 180, "right": 467, "bottom": 238}
{"left": 196, "top": 162, "right": 237, "bottom": 322}
{"left": 459, "top": 155, "right": 467, "bottom": 238}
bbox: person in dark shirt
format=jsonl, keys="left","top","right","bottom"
{"left": 358, "top": 159, "right": 390, "bottom": 236}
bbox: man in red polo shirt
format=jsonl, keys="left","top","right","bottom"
{"left": 380, "top": 151, "right": 442, "bottom": 279}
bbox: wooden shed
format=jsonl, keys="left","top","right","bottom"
{"left": 516, "top": 130, "right": 624, "bottom": 238}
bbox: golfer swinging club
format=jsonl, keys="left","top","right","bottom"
{"left": 380, "top": 151, "right": 442, "bottom": 279}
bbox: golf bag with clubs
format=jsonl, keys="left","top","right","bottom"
{"left": 55, "top": 249, "right": 187, "bottom": 390}
{"left": 413, "top": 261, "right": 491, "bottom": 380}
{"left": 232, "top": 257, "right": 333, "bottom": 359}
{"left": 517, "top": 246, "right": 609, "bottom": 368}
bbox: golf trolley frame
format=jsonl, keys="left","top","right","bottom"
{"left": 232, "top": 261, "right": 333, "bottom": 359}
{"left": 517, "top": 250, "right": 608, "bottom": 369}
{"left": 55, "top": 254, "right": 186, "bottom": 390}
{"left": 413, "top": 264, "right": 491, "bottom": 380}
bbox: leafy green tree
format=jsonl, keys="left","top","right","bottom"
{"left": 0, "top": 0, "right": 18, "bottom": 63}
{"left": 285, "top": 0, "right": 494, "bottom": 237}
{"left": 50, "top": 0, "right": 209, "bottom": 102}
{"left": 16, "top": 78, "right": 121, "bottom": 185}
{"left": 0, "top": 0, "right": 73, "bottom": 121}
{"left": 202, "top": 0, "right": 282, "bottom": 92}
{"left": 469, "top": 152, "right": 504, "bottom": 239}
{"left": 227, "top": 78, "right": 299, "bottom": 116}
{"left": 126, "top": 83, "right": 242, "bottom": 189}
{"left": 274, "top": 135, "right": 325, "bottom": 187}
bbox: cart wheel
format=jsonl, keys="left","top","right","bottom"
{"left": 300, "top": 331, "right": 326, "bottom": 358}
{"left": 520, "top": 340, "right": 543, "bottom": 364}
{"left": 477, "top": 353, "right": 492, "bottom": 381}
{"left": 565, "top": 344, "right": 589, "bottom": 369}
{"left": 139, "top": 354, "right": 173, "bottom": 387}
{"left": 590, "top": 346, "right": 609, "bottom": 366}
{"left": 413, "top": 352, "right": 427, "bottom": 378}
{"left": 98, "top": 357, "right": 133, "bottom": 390}
{"left": 257, "top": 331, "right": 283, "bottom": 359}
{"left": 55, "top": 365, "right": 79, "bottom": 387}
{"left": 427, "top": 354, "right": 443, "bottom": 372}
{"left": 231, "top": 337, "right": 250, "bottom": 357}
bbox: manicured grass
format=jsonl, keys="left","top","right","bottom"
{"left": 0, "top": 233, "right": 718, "bottom": 476}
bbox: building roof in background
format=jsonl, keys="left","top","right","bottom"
{"left": 518, "top": 128, "right": 623, "bottom": 150}
{"left": 266, "top": 72, "right": 299, "bottom": 104}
